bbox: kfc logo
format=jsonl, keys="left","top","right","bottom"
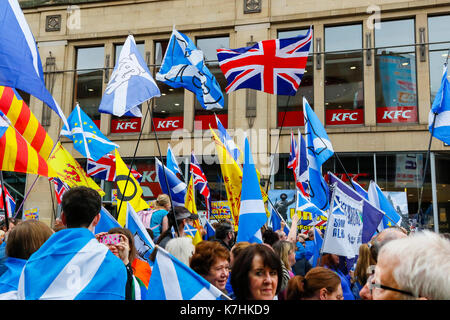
{"left": 377, "top": 106, "right": 417, "bottom": 123}
{"left": 153, "top": 117, "right": 183, "bottom": 131}
{"left": 111, "top": 118, "right": 141, "bottom": 133}
{"left": 157, "top": 120, "right": 180, "bottom": 129}
{"left": 326, "top": 109, "right": 363, "bottom": 125}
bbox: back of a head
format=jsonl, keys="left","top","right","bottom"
{"left": 262, "top": 228, "right": 280, "bottom": 246}
{"left": 272, "top": 240, "right": 295, "bottom": 268}
{"left": 6, "top": 220, "right": 53, "bottom": 260}
{"left": 61, "top": 186, "right": 101, "bottom": 228}
{"left": 370, "top": 227, "right": 408, "bottom": 262}
{"left": 190, "top": 241, "right": 230, "bottom": 276}
{"left": 355, "top": 243, "right": 376, "bottom": 285}
{"left": 166, "top": 237, "right": 195, "bottom": 266}
{"left": 379, "top": 230, "right": 450, "bottom": 300}
{"left": 287, "top": 267, "right": 341, "bottom": 300}
{"left": 215, "top": 221, "right": 234, "bottom": 241}
{"left": 156, "top": 194, "right": 170, "bottom": 208}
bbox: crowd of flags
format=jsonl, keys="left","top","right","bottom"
{"left": 0, "top": 0, "right": 448, "bottom": 300}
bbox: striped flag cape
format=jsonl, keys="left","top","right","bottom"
{"left": 236, "top": 136, "right": 267, "bottom": 244}
{"left": 0, "top": 257, "right": 26, "bottom": 299}
{"left": 0, "top": 112, "right": 56, "bottom": 177}
{"left": 17, "top": 228, "right": 127, "bottom": 300}
{"left": 147, "top": 246, "right": 225, "bottom": 300}
{"left": 0, "top": 86, "right": 54, "bottom": 159}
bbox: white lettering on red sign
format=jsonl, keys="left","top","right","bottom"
{"left": 382, "top": 110, "right": 412, "bottom": 120}
{"left": 330, "top": 112, "right": 359, "bottom": 122}
{"left": 156, "top": 120, "right": 180, "bottom": 129}
{"left": 115, "top": 121, "right": 138, "bottom": 130}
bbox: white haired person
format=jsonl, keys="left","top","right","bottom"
{"left": 370, "top": 230, "right": 450, "bottom": 300}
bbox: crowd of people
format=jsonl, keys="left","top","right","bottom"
{"left": 0, "top": 186, "right": 449, "bottom": 300}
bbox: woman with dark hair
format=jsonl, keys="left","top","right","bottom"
{"left": 230, "top": 244, "right": 283, "bottom": 300}
{"left": 286, "top": 267, "right": 343, "bottom": 300}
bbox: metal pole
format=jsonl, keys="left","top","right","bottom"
{"left": 0, "top": 172, "right": 9, "bottom": 231}
{"left": 430, "top": 152, "right": 439, "bottom": 233}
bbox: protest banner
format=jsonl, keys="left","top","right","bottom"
{"left": 24, "top": 207, "right": 39, "bottom": 220}
{"left": 210, "top": 200, "right": 232, "bottom": 222}
{"left": 322, "top": 185, "right": 363, "bottom": 259}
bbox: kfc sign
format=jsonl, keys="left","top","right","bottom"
{"left": 111, "top": 118, "right": 141, "bottom": 133}
{"left": 377, "top": 106, "right": 417, "bottom": 124}
{"left": 153, "top": 116, "right": 183, "bottom": 132}
{"left": 326, "top": 109, "right": 364, "bottom": 126}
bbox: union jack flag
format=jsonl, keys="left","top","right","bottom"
{"left": 87, "top": 153, "right": 142, "bottom": 182}
{"left": 0, "top": 184, "right": 15, "bottom": 217}
{"left": 190, "top": 152, "right": 212, "bottom": 219}
{"left": 217, "top": 27, "right": 312, "bottom": 95}
{"left": 48, "top": 177, "right": 69, "bottom": 205}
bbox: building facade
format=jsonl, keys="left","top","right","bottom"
{"left": 9, "top": 0, "right": 450, "bottom": 232}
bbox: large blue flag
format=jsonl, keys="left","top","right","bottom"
{"left": 156, "top": 28, "right": 224, "bottom": 110}
{"left": 303, "top": 97, "right": 333, "bottom": 210}
{"left": 167, "top": 143, "right": 183, "bottom": 177}
{"left": 17, "top": 228, "right": 127, "bottom": 300}
{"left": 328, "top": 172, "right": 384, "bottom": 243}
{"left": 61, "top": 104, "right": 119, "bottom": 161}
{"left": 125, "top": 203, "right": 155, "bottom": 264}
{"left": 94, "top": 206, "right": 121, "bottom": 234}
{"left": 155, "top": 157, "right": 187, "bottom": 207}
{"left": 429, "top": 64, "right": 450, "bottom": 144}
{"left": 0, "top": 257, "right": 26, "bottom": 299}
{"left": 99, "top": 35, "right": 160, "bottom": 117}
{"left": 236, "top": 137, "right": 267, "bottom": 244}
{"left": 0, "top": 0, "right": 68, "bottom": 129}
{"left": 147, "top": 246, "right": 225, "bottom": 300}
{"left": 351, "top": 179, "right": 369, "bottom": 200}
{"left": 367, "top": 181, "right": 402, "bottom": 230}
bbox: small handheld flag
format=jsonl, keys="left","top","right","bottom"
{"left": 428, "top": 64, "right": 450, "bottom": 144}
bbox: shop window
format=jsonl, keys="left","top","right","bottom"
{"left": 110, "top": 42, "right": 146, "bottom": 134}
{"left": 73, "top": 46, "right": 105, "bottom": 127}
{"left": 152, "top": 40, "right": 184, "bottom": 132}
{"left": 276, "top": 28, "right": 314, "bottom": 128}
{"left": 375, "top": 19, "right": 417, "bottom": 124}
{"left": 194, "top": 36, "right": 229, "bottom": 131}
{"left": 324, "top": 24, "right": 364, "bottom": 126}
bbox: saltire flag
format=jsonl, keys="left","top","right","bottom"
{"left": 296, "top": 190, "right": 327, "bottom": 234}
{"left": 269, "top": 203, "right": 290, "bottom": 235}
{"left": 184, "top": 175, "right": 203, "bottom": 245}
{"left": 86, "top": 153, "right": 142, "bottom": 182}
{"left": 217, "top": 27, "right": 312, "bottom": 95}
{"left": 0, "top": 86, "right": 54, "bottom": 159}
{"left": 99, "top": 35, "right": 160, "bottom": 117}
{"left": 0, "top": 112, "right": 56, "bottom": 177}
{"left": 156, "top": 28, "right": 224, "bottom": 110}
{"left": 367, "top": 180, "right": 402, "bottom": 230}
{"left": 210, "top": 126, "right": 242, "bottom": 230}
{"left": 146, "top": 246, "right": 225, "bottom": 300}
{"left": 190, "top": 152, "right": 212, "bottom": 219}
{"left": 61, "top": 104, "right": 118, "bottom": 161}
{"left": 429, "top": 64, "right": 450, "bottom": 144}
{"left": 0, "top": 0, "right": 69, "bottom": 129}
{"left": 204, "top": 219, "right": 216, "bottom": 241}
{"left": 47, "top": 142, "right": 104, "bottom": 196}
{"left": 115, "top": 149, "right": 149, "bottom": 227}
{"left": 308, "top": 228, "right": 323, "bottom": 268}
{"left": 0, "top": 255, "right": 26, "bottom": 299}
{"left": 167, "top": 143, "right": 183, "bottom": 178}
{"left": 297, "top": 129, "right": 309, "bottom": 194}
{"left": 125, "top": 203, "right": 155, "bottom": 264}
{"left": 48, "top": 177, "right": 69, "bottom": 205}
{"left": 215, "top": 114, "right": 241, "bottom": 162}
{"left": 328, "top": 172, "right": 384, "bottom": 244}
{"left": 0, "top": 183, "right": 16, "bottom": 218}
{"left": 303, "top": 97, "right": 333, "bottom": 210}
{"left": 94, "top": 206, "right": 121, "bottom": 234}
{"left": 351, "top": 179, "right": 369, "bottom": 200}
{"left": 155, "top": 157, "right": 187, "bottom": 207}
{"left": 236, "top": 136, "right": 267, "bottom": 244}
{"left": 17, "top": 228, "right": 127, "bottom": 300}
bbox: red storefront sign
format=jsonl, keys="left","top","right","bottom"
{"left": 133, "top": 163, "right": 162, "bottom": 200}
{"left": 376, "top": 106, "right": 417, "bottom": 124}
{"left": 152, "top": 116, "right": 183, "bottom": 131}
{"left": 326, "top": 109, "right": 364, "bottom": 126}
{"left": 111, "top": 118, "right": 141, "bottom": 133}
{"left": 194, "top": 113, "right": 228, "bottom": 130}
{"left": 277, "top": 110, "right": 304, "bottom": 127}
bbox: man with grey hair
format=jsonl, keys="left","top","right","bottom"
{"left": 371, "top": 230, "right": 450, "bottom": 300}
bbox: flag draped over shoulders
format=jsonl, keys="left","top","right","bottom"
{"left": 0, "top": 257, "right": 26, "bottom": 299}
{"left": 17, "top": 228, "right": 127, "bottom": 300}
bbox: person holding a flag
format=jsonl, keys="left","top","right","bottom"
{"left": 156, "top": 206, "right": 198, "bottom": 249}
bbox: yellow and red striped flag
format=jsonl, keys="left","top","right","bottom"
{"left": 0, "top": 86, "right": 54, "bottom": 159}
{"left": 0, "top": 115, "right": 56, "bottom": 177}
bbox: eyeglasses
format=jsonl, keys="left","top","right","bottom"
{"left": 368, "top": 276, "right": 417, "bottom": 298}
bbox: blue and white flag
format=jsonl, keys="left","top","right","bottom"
{"left": 309, "top": 228, "right": 323, "bottom": 268}
{"left": 99, "top": 35, "right": 160, "bottom": 117}
{"left": 236, "top": 137, "right": 267, "bottom": 244}
{"left": 296, "top": 189, "right": 327, "bottom": 220}
{"left": 215, "top": 114, "right": 241, "bottom": 162}
{"left": 61, "top": 104, "right": 119, "bottom": 161}
{"left": 269, "top": 204, "right": 290, "bottom": 235}
{"left": 0, "top": 257, "right": 26, "bottom": 299}
{"left": 17, "top": 228, "right": 127, "bottom": 300}
{"left": 125, "top": 203, "right": 155, "bottom": 263}
{"left": 94, "top": 206, "right": 121, "bottom": 234}
{"left": 328, "top": 172, "right": 384, "bottom": 243}
{"left": 156, "top": 28, "right": 224, "bottom": 110}
{"left": 147, "top": 246, "right": 224, "bottom": 300}
{"left": 429, "top": 64, "right": 450, "bottom": 145}
{"left": 167, "top": 143, "right": 183, "bottom": 177}
{"left": 204, "top": 219, "right": 216, "bottom": 240}
{"left": 303, "top": 97, "right": 333, "bottom": 210}
{"left": 367, "top": 181, "right": 402, "bottom": 230}
{"left": 351, "top": 179, "right": 369, "bottom": 200}
{"left": 297, "top": 129, "right": 309, "bottom": 193}
{"left": 0, "top": 0, "right": 68, "bottom": 129}
{"left": 184, "top": 223, "right": 198, "bottom": 238}
{"left": 155, "top": 157, "right": 187, "bottom": 207}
